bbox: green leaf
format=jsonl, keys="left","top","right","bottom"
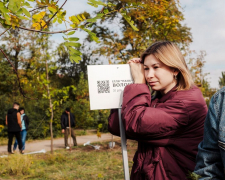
{"left": 8, "top": 0, "right": 21, "bottom": 13}
{"left": 24, "top": 2, "right": 32, "bottom": 8}
{"left": 70, "top": 55, "right": 81, "bottom": 63}
{"left": 0, "top": 2, "right": 9, "bottom": 14}
{"left": 87, "top": 0, "right": 106, "bottom": 7}
{"left": 97, "top": 13, "right": 104, "bottom": 17}
{"left": 22, "top": 8, "right": 31, "bottom": 17}
{"left": 103, "top": 9, "right": 109, "bottom": 14}
{"left": 64, "top": 42, "right": 81, "bottom": 48}
{"left": 120, "top": 12, "right": 139, "bottom": 31}
{"left": 16, "top": 8, "right": 23, "bottom": 15}
{"left": 66, "top": 31, "right": 75, "bottom": 35}
{"left": 18, "top": 15, "right": 29, "bottom": 20}
{"left": 58, "top": 18, "right": 62, "bottom": 24}
{"left": 68, "top": 37, "right": 79, "bottom": 41}
{"left": 69, "top": 47, "right": 82, "bottom": 55}
{"left": 48, "top": 6, "right": 57, "bottom": 13}
{"left": 83, "top": 28, "right": 100, "bottom": 43}
{"left": 4, "top": 13, "right": 11, "bottom": 25}
{"left": 86, "top": 18, "right": 97, "bottom": 23}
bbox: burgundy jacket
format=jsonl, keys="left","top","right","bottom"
{"left": 108, "top": 84, "right": 207, "bottom": 180}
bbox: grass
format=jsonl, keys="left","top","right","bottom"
{"left": 0, "top": 129, "right": 98, "bottom": 146}
{"left": 0, "top": 140, "right": 137, "bottom": 180}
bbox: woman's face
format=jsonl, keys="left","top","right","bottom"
{"left": 20, "top": 110, "right": 24, "bottom": 115}
{"left": 143, "top": 54, "right": 178, "bottom": 95}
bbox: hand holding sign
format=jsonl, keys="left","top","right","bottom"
{"left": 128, "top": 58, "right": 145, "bottom": 84}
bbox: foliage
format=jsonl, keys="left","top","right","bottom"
{"left": 219, "top": 71, "right": 225, "bottom": 88}
{"left": 97, "top": 123, "right": 102, "bottom": 138}
{"left": 0, "top": 125, "right": 3, "bottom": 133}
{"left": 187, "top": 50, "right": 217, "bottom": 105}
{"left": 0, "top": 0, "right": 139, "bottom": 63}
{"left": 0, "top": 30, "right": 110, "bottom": 139}
{"left": 92, "top": 0, "right": 192, "bottom": 63}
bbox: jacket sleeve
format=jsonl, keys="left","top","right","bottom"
{"left": 108, "top": 109, "right": 135, "bottom": 140}
{"left": 61, "top": 114, "right": 65, "bottom": 129}
{"left": 194, "top": 95, "right": 225, "bottom": 179}
{"left": 108, "top": 109, "right": 120, "bottom": 136}
{"left": 121, "top": 84, "right": 189, "bottom": 141}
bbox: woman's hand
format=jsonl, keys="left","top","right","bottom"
{"left": 128, "top": 58, "right": 146, "bottom": 84}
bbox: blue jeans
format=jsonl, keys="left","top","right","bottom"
{"left": 13, "top": 130, "right": 27, "bottom": 151}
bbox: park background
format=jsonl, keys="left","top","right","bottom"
{"left": 0, "top": 0, "right": 224, "bottom": 179}
{"left": 0, "top": 0, "right": 224, "bottom": 141}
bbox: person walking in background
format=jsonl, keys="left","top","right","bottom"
{"left": 5, "top": 102, "right": 23, "bottom": 154}
{"left": 61, "top": 108, "right": 77, "bottom": 149}
{"left": 194, "top": 86, "right": 225, "bottom": 179}
{"left": 13, "top": 107, "right": 29, "bottom": 153}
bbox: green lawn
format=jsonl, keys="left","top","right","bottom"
{"left": 0, "top": 140, "right": 137, "bottom": 180}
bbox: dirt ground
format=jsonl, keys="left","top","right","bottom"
{"left": 0, "top": 133, "right": 120, "bottom": 155}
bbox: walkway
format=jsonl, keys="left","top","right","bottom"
{"left": 0, "top": 133, "right": 118, "bottom": 154}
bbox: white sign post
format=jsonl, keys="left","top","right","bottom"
{"left": 87, "top": 64, "right": 133, "bottom": 180}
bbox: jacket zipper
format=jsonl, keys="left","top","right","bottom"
{"left": 218, "top": 140, "right": 225, "bottom": 151}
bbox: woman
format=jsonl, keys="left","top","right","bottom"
{"left": 108, "top": 41, "right": 207, "bottom": 180}
{"left": 13, "top": 107, "right": 29, "bottom": 153}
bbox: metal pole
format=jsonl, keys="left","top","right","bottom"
{"left": 118, "top": 108, "right": 130, "bottom": 180}
{"left": 68, "top": 112, "right": 72, "bottom": 151}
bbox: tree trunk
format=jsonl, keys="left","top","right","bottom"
{"left": 45, "top": 60, "right": 54, "bottom": 154}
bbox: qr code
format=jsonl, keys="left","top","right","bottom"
{"left": 97, "top": 80, "right": 110, "bottom": 93}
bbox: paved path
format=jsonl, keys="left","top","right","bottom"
{"left": 0, "top": 133, "right": 119, "bottom": 154}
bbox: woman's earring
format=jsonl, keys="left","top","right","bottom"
{"left": 174, "top": 75, "right": 177, "bottom": 80}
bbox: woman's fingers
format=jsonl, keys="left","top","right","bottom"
{"left": 128, "top": 58, "right": 141, "bottom": 64}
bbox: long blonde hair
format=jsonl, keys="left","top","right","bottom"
{"left": 141, "top": 41, "right": 194, "bottom": 90}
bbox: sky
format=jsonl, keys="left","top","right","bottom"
{"left": 51, "top": 0, "right": 225, "bottom": 89}
{"left": 181, "top": 0, "right": 225, "bottom": 88}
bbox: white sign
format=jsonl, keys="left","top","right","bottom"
{"left": 87, "top": 64, "right": 133, "bottom": 110}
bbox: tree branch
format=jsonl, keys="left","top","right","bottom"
{"left": 29, "top": 0, "right": 60, "bottom": 13}
{"left": 42, "top": 0, "right": 67, "bottom": 29}
{"left": 29, "top": 6, "right": 48, "bottom": 13}
{"left": 0, "top": 27, "right": 11, "bottom": 37}
{"left": 0, "top": 48, "right": 38, "bottom": 100}
{"left": 18, "top": 26, "right": 78, "bottom": 34}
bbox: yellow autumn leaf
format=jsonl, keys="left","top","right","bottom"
{"left": 33, "top": 11, "right": 46, "bottom": 22}
{"left": 40, "top": 20, "right": 47, "bottom": 29}
{"left": 32, "top": 23, "right": 41, "bottom": 30}
{"left": 10, "top": 15, "right": 20, "bottom": 29}
{"left": 82, "top": 14, "right": 86, "bottom": 20}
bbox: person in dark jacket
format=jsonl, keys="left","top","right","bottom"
{"left": 108, "top": 41, "right": 207, "bottom": 180}
{"left": 5, "top": 102, "right": 23, "bottom": 154}
{"left": 13, "top": 107, "right": 29, "bottom": 153}
{"left": 61, "top": 108, "right": 77, "bottom": 149}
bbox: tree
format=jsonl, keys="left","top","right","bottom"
{"left": 219, "top": 72, "right": 225, "bottom": 88}
{"left": 187, "top": 50, "right": 216, "bottom": 105}
{"left": 92, "top": 0, "right": 192, "bottom": 63}
{"left": 0, "top": 0, "right": 139, "bottom": 67}
{"left": 0, "top": 0, "right": 143, "bottom": 153}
